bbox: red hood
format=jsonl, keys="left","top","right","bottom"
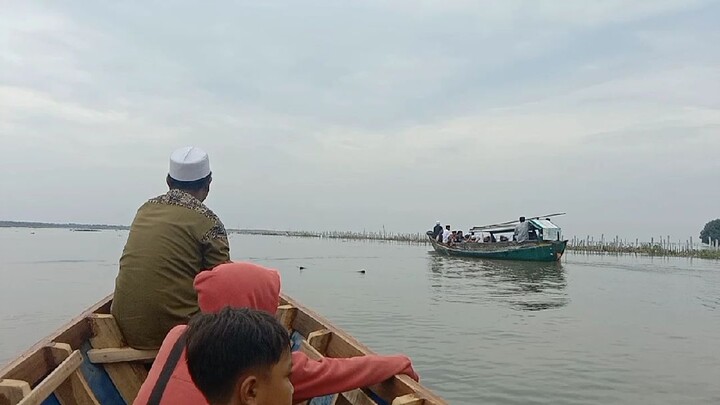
{"left": 194, "top": 262, "right": 281, "bottom": 314}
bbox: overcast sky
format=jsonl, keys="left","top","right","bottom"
{"left": 1, "top": 1, "right": 718, "bottom": 241}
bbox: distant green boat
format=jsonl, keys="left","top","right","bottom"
{"left": 429, "top": 215, "right": 568, "bottom": 262}
{"left": 429, "top": 237, "right": 567, "bottom": 261}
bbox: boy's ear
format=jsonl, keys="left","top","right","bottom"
{"left": 238, "top": 375, "right": 258, "bottom": 405}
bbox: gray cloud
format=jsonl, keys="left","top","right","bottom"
{"left": 1, "top": 1, "right": 718, "bottom": 241}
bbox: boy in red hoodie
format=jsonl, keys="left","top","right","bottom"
{"left": 133, "top": 262, "right": 419, "bottom": 405}
{"left": 185, "top": 307, "right": 293, "bottom": 405}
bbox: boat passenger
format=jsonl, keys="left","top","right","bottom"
{"left": 442, "top": 225, "right": 451, "bottom": 244}
{"left": 185, "top": 308, "right": 293, "bottom": 405}
{"left": 112, "top": 147, "right": 231, "bottom": 350}
{"left": 514, "top": 216, "right": 530, "bottom": 243}
{"left": 133, "top": 262, "right": 419, "bottom": 405}
{"left": 432, "top": 221, "right": 443, "bottom": 241}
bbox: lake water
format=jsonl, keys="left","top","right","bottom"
{"left": 0, "top": 228, "right": 719, "bottom": 404}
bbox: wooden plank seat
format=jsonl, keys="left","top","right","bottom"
{"left": 86, "top": 348, "right": 158, "bottom": 364}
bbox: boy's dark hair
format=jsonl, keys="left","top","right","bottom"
{"left": 167, "top": 173, "right": 212, "bottom": 192}
{"left": 185, "top": 307, "right": 290, "bottom": 404}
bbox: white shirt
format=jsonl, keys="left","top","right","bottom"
{"left": 442, "top": 229, "right": 451, "bottom": 243}
{"left": 514, "top": 222, "right": 530, "bottom": 242}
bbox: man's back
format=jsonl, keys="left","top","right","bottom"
{"left": 112, "top": 189, "right": 230, "bottom": 349}
{"left": 432, "top": 224, "right": 443, "bottom": 238}
{"left": 514, "top": 221, "right": 530, "bottom": 243}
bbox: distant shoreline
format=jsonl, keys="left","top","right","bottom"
{"left": 0, "top": 220, "right": 428, "bottom": 244}
{"left": 0, "top": 221, "right": 129, "bottom": 230}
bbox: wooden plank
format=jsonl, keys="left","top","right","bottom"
{"left": 281, "top": 294, "right": 447, "bottom": 405}
{"left": 88, "top": 314, "right": 146, "bottom": 404}
{"left": 335, "top": 395, "right": 353, "bottom": 405}
{"left": 0, "top": 379, "right": 31, "bottom": 405}
{"left": 0, "top": 295, "right": 111, "bottom": 387}
{"left": 391, "top": 394, "right": 424, "bottom": 405}
{"left": 299, "top": 341, "right": 322, "bottom": 361}
{"left": 16, "top": 351, "right": 82, "bottom": 405}
{"left": 47, "top": 344, "right": 99, "bottom": 405}
{"left": 0, "top": 351, "right": 53, "bottom": 398}
{"left": 372, "top": 376, "right": 432, "bottom": 405}
{"left": 87, "top": 348, "right": 158, "bottom": 364}
{"left": 341, "top": 389, "right": 379, "bottom": 405}
{"left": 276, "top": 305, "right": 298, "bottom": 332}
{"left": 307, "top": 329, "right": 332, "bottom": 355}
{"left": 77, "top": 342, "right": 124, "bottom": 405}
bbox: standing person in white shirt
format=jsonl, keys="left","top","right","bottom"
{"left": 442, "top": 225, "right": 452, "bottom": 244}
{"left": 514, "top": 216, "right": 530, "bottom": 243}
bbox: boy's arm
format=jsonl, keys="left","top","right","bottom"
{"left": 290, "top": 351, "right": 419, "bottom": 403}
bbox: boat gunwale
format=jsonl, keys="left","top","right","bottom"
{"left": 0, "top": 294, "right": 112, "bottom": 387}
{"left": 2, "top": 294, "right": 447, "bottom": 405}
{"left": 281, "top": 294, "right": 447, "bottom": 404}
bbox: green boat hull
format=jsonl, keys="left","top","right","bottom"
{"left": 429, "top": 237, "right": 567, "bottom": 262}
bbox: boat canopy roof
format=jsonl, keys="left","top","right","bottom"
{"left": 529, "top": 219, "right": 559, "bottom": 230}
{"left": 470, "top": 225, "right": 515, "bottom": 234}
{"left": 470, "top": 213, "right": 565, "bottom": 234}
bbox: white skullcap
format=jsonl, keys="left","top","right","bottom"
{"left": 436, "top": 220, "right": 441, "bottom": 225}
{"left": 169, "top": 146, "right": 211, "bottom": 181}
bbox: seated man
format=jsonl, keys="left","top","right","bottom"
{"left": 134, "top": 262, "right": 419, "bottom": 405}
{"left": 112, "top": 147, "right": 230, "bottom": 349}
{"left": 186, "top": 308, "right": 293, "bottom": 405}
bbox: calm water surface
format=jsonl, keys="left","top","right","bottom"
{"left": 1, "top": 228, "right": 719, "bottom": 404}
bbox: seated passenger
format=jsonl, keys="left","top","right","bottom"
{"left": 186, "top": 308, "right": 292, "bottom": 405}
{"left": 134, "top": 262, "right": 419, "bottom": 405}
